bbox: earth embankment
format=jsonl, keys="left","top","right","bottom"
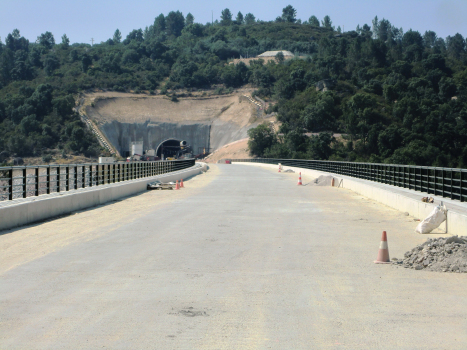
{"left": 78, "top": 90, "right": 271, "bottom": 156}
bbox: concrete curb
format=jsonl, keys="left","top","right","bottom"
{"left": 236, "top": 162, "right": 467, "bottom": 236}
{"left": 0, "top": 163, "right": 207, "bottom": 232}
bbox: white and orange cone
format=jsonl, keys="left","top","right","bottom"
{"left": 180, "top": 179, "right": 184, "bottom": 188}
{"left": 174, "top": 180, "right": 180, "bottom": 190}
{"left": 278, "top": 163, "right": 282, "bottom": 172}
{"left": 297, "top": 172, "right": 302, "bottom": 185}
{"left": 374, "top": 231, "right": 391, "bottom": 264}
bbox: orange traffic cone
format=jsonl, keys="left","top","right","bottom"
{"left": 297, "top": 172, "right": 302, "bottom": 185}
{"left": 374, "top": 231, "right": 391, "bottom": 264}
{"left": 180, "top": 179, "right": 184, "bottom": 188}
{"left": 174, "top": 180, "right": 180, "bottom": 190}
{"left": 278, "top": 163, "right": 281, "bottom": 172}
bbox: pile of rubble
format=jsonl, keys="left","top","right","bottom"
{"left": 393, "top": 236, "right": 467, "bottom": 273}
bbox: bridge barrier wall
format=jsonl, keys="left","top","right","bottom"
{"left": 0, "top": 163, "right": 207, "bottom": 232}
{"left": 236, "top": 162, "right": 467, "bottom": 237}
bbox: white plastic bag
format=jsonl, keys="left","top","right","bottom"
{"left": 415, "top": 204, "right": 447, "bottom": 234}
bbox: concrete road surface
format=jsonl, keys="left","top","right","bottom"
{"left": 1, "top": 164, "right": 466, "bottom": 349}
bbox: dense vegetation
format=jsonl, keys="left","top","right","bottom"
{"left": 1, "top": 6, "right": 466, "bottom": 166}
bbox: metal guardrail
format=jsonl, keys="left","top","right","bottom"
{"left": 0, "top": 159, "right": 195, "bottom": 202}
{"left": 232, "top": 158, "right": 467, "bottom": 203}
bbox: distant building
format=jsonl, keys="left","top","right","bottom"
{"left": 258, "top": 50, "right": 294, "bottom": 58}
{"left": 130, "top": 141, "right": 143, "bottom": 156}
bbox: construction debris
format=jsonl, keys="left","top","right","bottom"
{"left": 415, "top": 204, "right": 447, "bottom": 234}
{"left": 313, "top": 175, "right": 335, "bottom": 186}
{"left": 422, "top": 197, "right": 434, "bottom": 203}
{"left": 392, "top": 236, "right": 467, "bottom": 272}
{"left": 147, "top": 180, "right": 175, "bottom": 190}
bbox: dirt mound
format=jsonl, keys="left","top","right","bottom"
{"left": 393, "top": 236, "right": 467, "bottom": 273}
{"left": 203, "top": 138, "right": 252, "bottom": 163}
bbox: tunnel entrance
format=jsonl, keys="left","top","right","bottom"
{"left": 156, "top": 138, "right": 183, "bottom": 158}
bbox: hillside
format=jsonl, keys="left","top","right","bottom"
{"left": 1, "top": 7, "right": 467, "bottom": 166}
{"left": 203, "top": 138, "right": 251, "bottom": 163}
{"left": 77, "top": 89, "right": 273, "bottom": 156}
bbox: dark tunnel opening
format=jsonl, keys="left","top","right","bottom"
{"left": 156, "top": 139, "right": 182, "bottom": 158}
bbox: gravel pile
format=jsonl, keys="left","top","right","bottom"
{"left": 283, "top": 169, "right": 295, "bottom": 173}
{"left": 393, "top": 236, "right": 467, "bottom": 273}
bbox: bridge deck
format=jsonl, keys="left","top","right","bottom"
{"left": 1, "top": 164, "right": 466, "bottom": 349}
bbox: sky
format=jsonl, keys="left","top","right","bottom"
{"left": 1, "top": 0, "right": 466, "bottom": 45}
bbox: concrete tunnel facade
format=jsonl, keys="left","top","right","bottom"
{"left": 99, "top": 121, "right": 211, "bottom": 157}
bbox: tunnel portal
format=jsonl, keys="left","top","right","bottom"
{"left": 156, "top": 138, "right": 183, "bottom": 158}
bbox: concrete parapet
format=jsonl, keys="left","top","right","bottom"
{"left": 0, "top": 163, "right": 206, "bottom": 232}
{"left": 236, "top": 162, "right": 467, "bottom": 237}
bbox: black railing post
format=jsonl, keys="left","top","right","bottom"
{"left": 66, "top": 166, "right": 70, "bottom": 191}
{"left": 402, "top": 166, "right": 405, "bottom": 188}
{"left": 46, "top": 167, "right": 51, "bottom": 194}
{"left": 82, "top": 166, "right": 85, "bottom": 188}
{"left": 89, "top": 165, "right": 93, "bottom": 187}
{"left": 460, "top": 171, "right": 464, "bottom": 202}
{"left": 56, "top": 167, "right": 61, "bottom": 193}
{"left": 22, "top": 168, "right": 27, "bottom": 198}
{"left": 35, "top": 168, "right": 39, "bottom": 196}
{"left": 451, "top": 170, "right": 454, "bottom": 200}
{"left": 8, "top": 169, "right": 13, "bottom": 200}
{"left": 74, "top": 166, "right": 78, "bottom": 189}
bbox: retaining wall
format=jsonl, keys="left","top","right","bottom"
{"left": 0, "top": 163, "right": 207, "bottom": 232}
{"left": 237, "top": 162, "right": 467, "bottom": 237}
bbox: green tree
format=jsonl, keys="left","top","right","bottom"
{"left": 248, "top": 123, "right": 277, "bottom": 157}
{"left": 221, "top": 8, "right": 233, "bottom": 26}
{"left": 307, "top": 133, "right": 334, "bottom": 160}
{"left": 302, "top": 93, "right": 339, "bottom": 132}
{"left": 236, "top": 11, "right": 244, "bottom": 24}
{"left": 5, "top": 29, "right": 29, "bottom": 51}
{"left": 321, "top": 15, "right": 333, "bottom": 29}
{"left": 423, "top": 30, "right": 437, "bottom": 48}
{"left": 244, "top": 13, "right": 255, "bottom": 25}
{"left": 446, "top": 33, "right": 465, "bottom": 60}
{"left": 37, "top": 31, "right": 55, "bottom": 49}
{"left": 166, "top": 11, "right": 185, "bottom": 37}
{"left": 44, "top": 53, "right": 60, "bottom": 76}
{"left": 61, "top": 34, "right": 70, "bottom": 48}
{"left": 113, "top": 29, "right": 122, "bottom": 43}
{"left": 281, "top": 5, "right": 297, "bottom": 23}
{"left": 275, "top": 51, "right": 285, "bottom": 64}
{"left": 11, "top": 50, "right": 32, "bottom": 80}
{"left": 186, "top": 13, "right": 194, "bottom": 26}
{"left": 124, "top": 29, "right": 143, "bottom": 43}
{"left": 308, "top": 15, "right": 319, "bottom": 26}
{"left": 12, "top": 29, "right": 20, "bottom": 39}
{"left": 153, "top": 14, "right": 166, "bottom": 35}
{"left": 81, "top": 54, "right": 92, "bottom": 73}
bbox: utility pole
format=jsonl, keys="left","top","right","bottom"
{"left": 212, "top": 10, "right": 213, "bottom": 25}
{"left": 90, "top": 38, "right": 94, "bottom": 46}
